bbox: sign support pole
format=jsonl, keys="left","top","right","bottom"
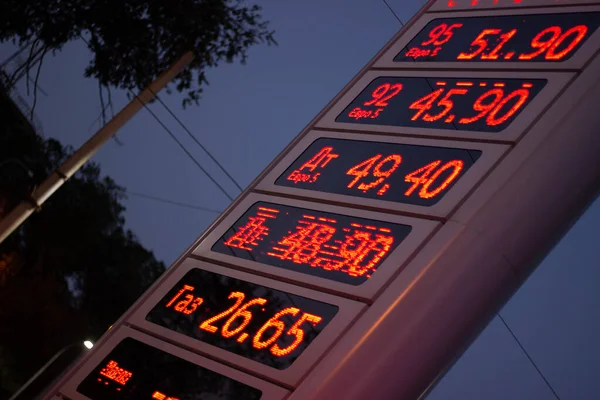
{"left": 0, "top": 51, "right": 194, "bottom": 244}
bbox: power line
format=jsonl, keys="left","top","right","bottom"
{"left": 498, "top": 313, "right": 561, "bottom": 400}
{"left": 132, "top": 92, "right": 235, "bottom": 202}
{"left": 148, "top": 88, "right": 244, "bottom": 192}
{"left": 126, "top": 190, "right": 223, "bottom": 214}
{"left": 382, "top": 0, "right": 405, "bottom": 25}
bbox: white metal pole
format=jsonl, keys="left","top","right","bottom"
{"left": 0, "top": 51, "right": 194, "bottom": 244}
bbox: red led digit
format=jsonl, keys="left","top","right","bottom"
{"left": 338, "top": 230, "right": 395, "bottom": 277}
{"left": 481, "top": 29, "right": 517, "bottom": 60}
{"left": 421, "top": 24, "right": 448, "bottom": 46}
{"left": 268, "top": 220, "right": 336, "bottom": 264}
{"left": 357, "top": 155, "right": 402, "bottom": 192}
{"left": 457, "top": 29, "right": 501, "bottom": 60}
{"left": 346, "top": 155, "right": 381, "bottom": 188}
{"left": 419, "top": 160, "right": 464, "bottom": 199}
{"left": 519, "top": 26, "right": 561, "bottom": 60}
{"left": 199, "top": 292, "right": 245, "bottom": 333}
{"left": 404, "top": 160, "right": 464, "bottom": 199}
{"left": 421, "top": 22, "right": 462, "bottom": 47}
{"left": 409, "top": 89, "right": 444, "bottom": 121}
{"left": 486, "top": 88, "right": 529, "bottom": 126}
{"left": 458, "top": 88, "right": 504, "bottom": 125}
{"left": 423, "top": 88, "right": 468, "bottom": 122}
{"left": 364, "top": 83, "right": 402, "bottom": 107}
{"left": 546, "top": 25, "right": 588, "bottom": 60}
{"left": 271, "top": 313, "right": 323, "bottom": 357}
{"left": 253, "top": 307, "right": 301, "bottom": 350}
{"left": 404, "top": 161, "right": 441, "bottom": 197}
{"left": 221, "top": 297, "right": 268, "bottom": 338}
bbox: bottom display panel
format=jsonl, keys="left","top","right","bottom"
{"left": 57, "top": 326, "right": 289, "bottom": 400}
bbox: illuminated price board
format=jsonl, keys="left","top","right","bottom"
{"left": 146, "top": 268, "right": 339, "bottom": 370}
{"left": 395, "top": 13, "right": 600, "bottom": 63}
{"left": 335, "top": 76, "right": 545, "bottom": 133}
{"left": 430, "top": 0, "right": 600, "bottom": 11}
{"left": 275, "top": 138, "right": 481, "bottom": 206}
{"left": 211, "top": 202, "right": 411, "bottom": 285}
{"left": 77, "top": 338, "right": 263, "bottom": 400}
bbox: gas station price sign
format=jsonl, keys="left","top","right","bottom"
{"left": 146, "top": 268, "right": 339, "bottom": 370}
{"left": 275, "top": 138, "right": 482, "bottom": 207}
{"left": 211, "top": 202, "right": 411, "bottom": 285}
{"left": 395, "top": 13, "right": 600, "bottom": 63}
{"left": 335, "top": 77, "right": 546, "bottom": 132}
{"left": 77, "top": 338, "right": 263, "bottom": 400}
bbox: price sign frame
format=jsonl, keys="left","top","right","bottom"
{"left": 315, "top": 70, "right": 572, "bottom": 142}
{"left": 59, "top": 326, "right": 290, "bottom": 400}
{"left": 128, "top": 258, "right": 365, "bottom": 388}
{"left": 429, "top": 0, "right": 600, "bottom": 12}
{"left": 255, "top": 130, "right": 509, "bottom": 219}
{"left": 192, "top": 193, "right": 439, "bottom": 301}
{"left": 372, "top": 6, "right": 600, "bottom": 70}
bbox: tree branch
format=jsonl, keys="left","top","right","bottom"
{"left": 30, "top": 47, "right": 48, "bottom": 121}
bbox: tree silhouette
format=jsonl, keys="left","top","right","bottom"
{"left": 0, "top": 0, "right": 276, "bottom": 112}
{"left": 0, "top": 84, "right": 166, "bottom": 396}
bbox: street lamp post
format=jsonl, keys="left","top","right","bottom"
{"left": 9, "top": 341, "right": 93, "bottom": 400}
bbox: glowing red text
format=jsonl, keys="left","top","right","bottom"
{"left": 164, "top": 285, "right": 323, "bottom": 358}
{"left": 99, "top": 361, "right": 132, "bottom": 385}
{"left": 286, "top": 146, "right": 339, "bottom": 184}
{"left": 152, "top": 391, "right": 179, "bottom": 400}
{"left": 267, "top": 216, "right": 394, "bottom": 278}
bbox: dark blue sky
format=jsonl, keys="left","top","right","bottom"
{"left": 2, "top": 0, "right": 599, "bottom": 398}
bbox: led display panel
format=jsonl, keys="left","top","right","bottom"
{"left": 77, "top": 338, "right": 263, "bottom": 400}
{"left": 335, "top": 77, "right": 546, "bottom": 133}
{"left": 211, "top": 202, "right": 412, "bottom": 285}
{"left": 395, "top": 13, "right": 600, "bottom": 63}
{"left": 146, "top": 268, "right": 339, "bottom": 370}
{"left": 430, "top": 0, "right": 600, "bottom": 11}
{"left": 275, "top": 137, "right": 482, "bottom": 207}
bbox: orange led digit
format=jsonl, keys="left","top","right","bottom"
{"left": 458, "top": 88, "right": 504, "bottom": 125}
{"left": 395, "top": 13, "right": 600, "bottom": 63}
{"left": 409, "top": 89, "right": 443, "bottom": 121}
{"left": 457, "top": 29, "right": 501, "bottom": 60}
{"left": 482, "top": 29, "right": 517, "bottom": 60}
{"left": 404, "top": 161, "right": 442, "bottom": 197}
{"left": 199, "top": 291, "right": 245, "bottom": 333}
{"left": 357, "top": 154, "right": 402, "bottom": 192}
{"left": 423, "top": 88, "right": 468, "bottom": 122}
{"left": 221, "top": 297, "right": 268, "bottom": 338}
{"left": 270, "top": 313, "right": 323, "bottom": 357}
{"left": 419, "top": 160, "right": 465, "bottom": 199}
{"left": 518, "top": 26, "right": 561, "bottom": 60}
{"left": 486, "top": 89, "right": 529, "bottom": 126}
{"left": 346, "top": 155, "right": 381, "bottom": 188}
{"left": 253, "top": 307, "right": 301, "bottom": 350}
{"left": 546, "top": 25, "right": 588, "bottom": 60}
